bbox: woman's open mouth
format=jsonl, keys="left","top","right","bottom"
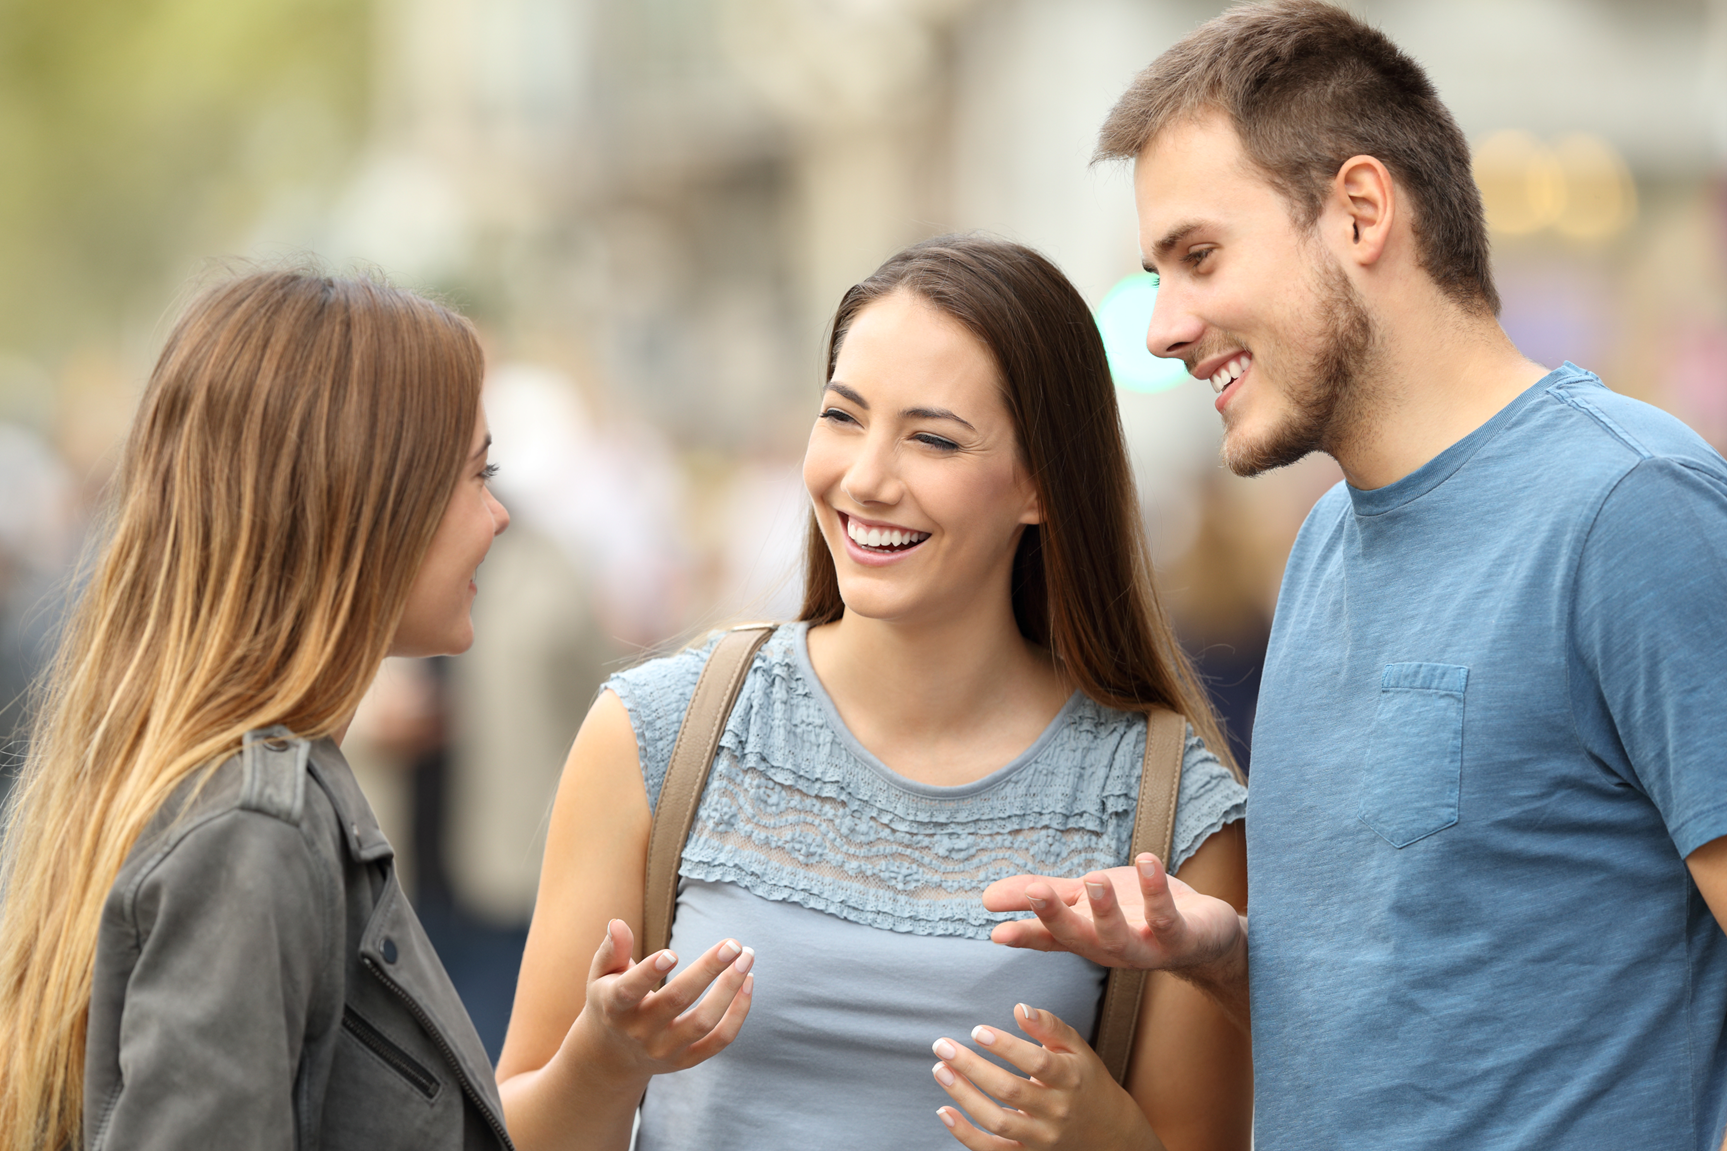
{"left": 842, "top": 513, "right": 930, "bottom": 556}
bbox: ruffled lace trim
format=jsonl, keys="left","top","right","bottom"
{"left": 606, "top": 626, "right": 1245, "bottom": 939}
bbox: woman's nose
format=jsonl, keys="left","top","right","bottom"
{"left": 841, "top": 436, "right": 900, "bottom": 506}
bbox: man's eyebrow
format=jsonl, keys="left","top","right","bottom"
{"left": 903, "top": 406, "right": 976, "bottom": 432}
{"left": 823, "top": 381, "right": 868, "bottom": 408}
{"left": 1144, "top": 220, "right": 1210, "bottom": 273}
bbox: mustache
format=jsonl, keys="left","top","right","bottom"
{"left": 1181, "top": 332, "right": 1253, "bottom": 376}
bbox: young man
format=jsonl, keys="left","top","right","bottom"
{"left": 985, "top": 3, "right": 1727, "bottom": 1147}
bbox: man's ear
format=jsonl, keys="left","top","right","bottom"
{"left": 1332, "top": 154, "right": 1395, "bottom": 268}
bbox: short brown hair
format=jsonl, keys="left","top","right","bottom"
{"left": 1099, "top": 0, "right": 1498, "bottom": 315}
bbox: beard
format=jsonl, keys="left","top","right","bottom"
{"left": 1218, "top": 257, "right": 1377, "bottom": 478}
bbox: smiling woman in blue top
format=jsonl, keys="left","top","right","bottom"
{"left": 495, "top": 236, "right": 1252, "bottom": 1151}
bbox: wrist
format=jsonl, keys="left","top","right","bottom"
{"left": 557, "top": 1009, "right": 653, "bottom": 1098}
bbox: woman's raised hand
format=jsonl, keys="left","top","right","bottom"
{"left": 565, "top": 918, "right": 755, "bottom": 1089}
{"left": 930, "top": 1004, "right": 1164, "bottom": 1151}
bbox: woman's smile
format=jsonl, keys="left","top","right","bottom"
{"left": 841, "top": 512, "right": 932, "bottom": 564}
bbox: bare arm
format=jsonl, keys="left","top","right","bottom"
{"left": 934, "top": 824, "right": 1251, "bottom": 1151}
{"left": 1685, "top": 837, "right": 1727, "bottom": 1151}
{"left": 982, "top": 832, "right": 1250, "bottom": 1031}
{"left": 495, "top": 691, "right": 753, "bottom": 1151}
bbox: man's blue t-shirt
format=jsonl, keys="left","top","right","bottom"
{"left": 1249, "top": 364, "right": 1727, "bottom": 1149}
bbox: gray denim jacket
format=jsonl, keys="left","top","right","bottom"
{"left": 84, "top": 728, "right": 515, "bottom": 1151}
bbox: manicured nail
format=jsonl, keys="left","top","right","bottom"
{"left": 1138, "top": 856, "right": 1158, "bottom": 879}
{"left": 1018, "top": 1003, "right": 1040, "bottom": 1024}
{"left": 602, "top": 920, "right": 618, "bottom": 945}
{"left": 938, "top": 1108, "right": 957, "bottom": 1129}
{"left": 1085, "top": 881, "right": 1107, "bottom": 901}
{"left": 1027, "top": 894, "right": 1047, "bottom": 910}
{"left": 971, "top": 1026, "right": 996, "bottom": 1046}
{"left": 718, "top": 939, "right": 741, "bottom": 962}
{"left": 654, "top": 951, "right": 676, "bottom": 972}
{"left": 734, "top": 946, "right": 755, "bottom": 974}
{"left": 932, "top": 1062, "right": 956, "bottom": 1087}
{"left": 741, "top": 974, "right": 754, "bottom": 997}
{"left": 932, "top": 1038, "right": 958, "bottom": 1060}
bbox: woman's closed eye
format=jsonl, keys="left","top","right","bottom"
{"left": 819, "top": 407, "right": 860, "bottom": 428}
{"left": 913, "top": 432, "right": 959, "bottom": 452}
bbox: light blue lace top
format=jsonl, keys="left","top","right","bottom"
{"left": 607, "top": 624, "right": 1247, "bottom": 1149}
{"left": 608, "top": 623, "right": 1246, "bottom": 942}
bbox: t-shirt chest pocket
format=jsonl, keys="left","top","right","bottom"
{"left": 1357, "top": 662, "right": 1469, "bottom": 847}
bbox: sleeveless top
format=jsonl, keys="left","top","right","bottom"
{"left": 605, "top": 623, "right": 1246, "bottom": 1150}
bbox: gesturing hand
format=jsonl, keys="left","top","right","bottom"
{"left": 931, "top": 1004, "right": 1163, "bottom": 1151}
{"left": 564, "top": 918, "right": 755, "bottom": 1091}
{"left": 983, "top": 853, "right": 1243, "bottom": 976}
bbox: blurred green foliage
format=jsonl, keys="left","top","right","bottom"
{"left": 0, "top": 0, "right": 371, "bottom": 362}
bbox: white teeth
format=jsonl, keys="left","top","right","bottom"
{"left": 1209, "top": 354, "right": 1250, "bottom": 394}
{"left": 846, "top": 520, "right": 930, "bottom": 550}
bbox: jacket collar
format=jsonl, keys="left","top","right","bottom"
{"left": 307, "top": 739, "right": 396, "bottom": 863}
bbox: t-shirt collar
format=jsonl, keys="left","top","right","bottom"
{"left": 1346, "top": 361, "right": 1592, "bottom": 517}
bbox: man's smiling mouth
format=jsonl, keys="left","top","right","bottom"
{"left": 1209, "top": 352, "right": 1252, "bottom": 395}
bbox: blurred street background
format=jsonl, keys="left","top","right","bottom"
{"left": 1, "top": 0, "right": 1724, "bottom": 1057}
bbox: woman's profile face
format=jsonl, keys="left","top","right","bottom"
{"left": 803, "top": 288, "right": 1039, "bottom": 627}
{"left": 391, "top": 415, "right": 510, "bottom": 657}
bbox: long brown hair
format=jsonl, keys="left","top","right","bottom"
{"left": 799, "top": 235, "right": 1237, "bottom": 773}
{"left": 0, "top": 269, "right": 483, "bottom": 1151}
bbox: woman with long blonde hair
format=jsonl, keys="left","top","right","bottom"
{"left": 0, "top": 269, "right": 514, "bottom": 1150}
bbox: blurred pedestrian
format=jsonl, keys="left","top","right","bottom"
{"left": 0, "top": 269, "right": 514, "bottom": 1150}
{"left": 494, "top": 236, "right": 1251, "bottom": 1151}
{"left": 988, "top": 4, "right": 1727, "bottom": 1148}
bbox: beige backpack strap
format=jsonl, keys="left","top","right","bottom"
{"left": 642, "top": 625, "right": 776, "bottom": 960}
{"left": 1091, "top": 706, "right": 1187, "bottom": 1085}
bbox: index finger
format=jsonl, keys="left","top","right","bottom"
{"left": 981, "top": 873, "right": 1086, "bottom": 913}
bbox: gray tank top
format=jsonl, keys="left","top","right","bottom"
{"left": 605, "top": 624, "right": 1245, "bottom": 1150}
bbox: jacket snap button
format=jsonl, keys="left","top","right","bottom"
{"left": 382, "top": 938, "right": 398, "bottom": 964}
{"left": 263, "top": 738, "right": 289, "bottom": 752}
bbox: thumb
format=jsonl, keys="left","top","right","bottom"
{"left": 587, "top": 918, "right": 633, "bottom": 984}
{"left": 1013, "top": 1002, "right": 1084, "bottom": 1054}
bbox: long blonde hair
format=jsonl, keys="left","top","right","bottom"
{"left": 0, "top": 269, "right": 483, "bottom": 1151}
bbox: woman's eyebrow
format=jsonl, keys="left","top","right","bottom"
{"left": 469, "top": 433, "right": 493, "bottom": 462}
{"left": 823, "top": 381, "right": 868, "bottom": 407}
{"left": 902, "top": 406, "right": 976, "bottom": 432}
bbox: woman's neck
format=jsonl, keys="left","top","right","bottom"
{"left": 805, "top": 599, "right": 1072, "bottom": 787}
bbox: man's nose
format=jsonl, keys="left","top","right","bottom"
{"left": 1144, "top": 281, "right": 1205, "bottom": 363}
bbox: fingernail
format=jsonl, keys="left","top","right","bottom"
{"left": 654, "top": 951, "right": 676, "bottom": 972}
{"left": 1027, "top": 895, "right": 1047, "bottom": 910}
{"left": 932, "top": 1038, "right": 958, "bottom": 1060}
{"left": 1085, "top": 881, "right": 1107, "bottom": 901}
{"left": 1138, "top": 856, "right": 1158, "bottom": 878}
{"left": 741, "top": 974, "right": 754, "bottom": 997}
{"left": 718, "top": 939, "right": 741, "bottom": 962}
{"left": 971, "top": 1026, "right": 995, "bottom": 1046}
{"left": 932, "top": 1062, "right": 955, "bottom": 1087}
{"left": 938, "top": 1108, "right": 957, "bottom": 1129}
{"left": 602, "top": 920, "right": 617, "bottom": 945}
{"left": 1018, "top": 1003, "right": 1040, "bottom": 1024}
{"left": 734, "top": 946, "right": 755, "bottom": 974}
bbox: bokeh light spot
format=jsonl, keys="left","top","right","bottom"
{"left": 1097, "top": 273, "right": 1192, "bottom": 394}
